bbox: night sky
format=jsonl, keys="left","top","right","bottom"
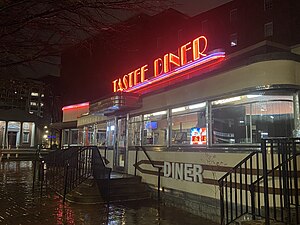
{"left": 174, "top": 0, "right": 232, "bottom": 16}
{"left": 1, "top": 0, "right": 232, "bottom": 79}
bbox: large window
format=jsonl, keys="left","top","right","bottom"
{"left": 211, "top": 95, "right": 294, "bottom": 144}
{"left": 62, "top": 130, "right": 69, "bottom": 145}
{"left": 171, "top": 102, "right": 206, "bottom": 145}
{"left": 128, "top": 116, "right": 142, "bottom": 146}
{"left": 70, "top": 129, "right": 79, "bottom": 145}
{"left": 143, "top": 111, "right": 168, "bottom": 146}
{"left": 23, "top": 132, "right": 29, "bottom": 143}
{"left": 106, "top": 120, "right": 115, "bottom": 147}
{"left": 264, "top": 0, "right": 272, "bottom": 11}
{"left": 96, "top": 123, "right": 106, "bottom": 146}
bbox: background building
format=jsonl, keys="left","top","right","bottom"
{"left": 0, "top": 76, "right": 61, "bottom": 149}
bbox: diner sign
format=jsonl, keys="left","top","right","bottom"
{"left": 164, "top": 161, "right": 203, "bottom": 183}
{"left": 112, "top": 36, "right": 225, "bottom": 93}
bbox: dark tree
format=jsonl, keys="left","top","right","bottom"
{"left": 0, "top": 0, "right": 173, "bottom": 69}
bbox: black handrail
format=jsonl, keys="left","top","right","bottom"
{"left": 218, "top": 150, "right": 261, "bottom": 225}
{"left": 92, "top": 146, "right": 111, "bottom": 202}
{"left": 134, "top": 146, "right": 162, "bottom": 201}
{"left": 43, "top": 146, "right": 111, "bottom": 203}
{"left": 251, "top": 153, "right": 300, "bottom": 186}
{"left": 219, "top": 137, "right": 300, "bottom": 225}
{"left": 219, "top": 151, "right": 259, "bottom": 183}
{"left": 257, "top": 138, "right": 299, "bottom": 225}
{"left": 250, "top": 153, "right": 300, "bottom": 224}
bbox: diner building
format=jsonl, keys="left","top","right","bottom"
{"left": 59, "top": 0, "right": 300, "bottom": 222}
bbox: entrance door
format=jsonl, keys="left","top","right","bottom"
{"left": 114, "top": 118, "right": 127, "bottom": 172}
{"left": 8, "top": 131, "right": 17, "bottom": 148}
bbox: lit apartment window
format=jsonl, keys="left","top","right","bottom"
{"left": 230, "top": 33, "right": 238, "bottom": 47}
{"left": 31, "top": 92, "right": 39, "bottom": 96}
{"left": 41, "top": 94, "right": 44, "bottom": 97}
{"left": 264, "top": 0, "right": 272, "bottom": 11}
{"left": 23, "top": 132, "right": 29, "bottom": 143}
{"left": 30, "top": 101, "right": 37, "bottom": 106}
{"left": 40, "top": 103, "right": 44, "bottom": 107}
{"left": 230, "top": 9, "right": 237, "bottom": 23}
{"left": 265, "top": 22, "right": 273, "bottom": 37}
{"left": 23, "top": 122, "right": 29, "bottom": 129}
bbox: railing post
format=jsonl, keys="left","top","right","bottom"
{"left": 250, "top": 184, "right": 256, "bottom": 220}
{"left": 104, "top": 146, "right": 107, "bottom": 161}
{"left": 219, "top": 180, "right": 225, "bottom": 225}
{"left": 134, "top": 146, "right": 138, "bottom": 176}
{"left": 40, "top": 160, "right": 45, "bottom": 197}
{"left": 292, "top": 139, "right": 299, "bottom": 224}
{"left": 63, "top": 161, "right": 69, "bottom": 204}
{"left": 281, "top": 139, "right": 291, "bottom": 224}
{"left": 261, "top": 139, "right": 270, "bottom": 225}
{"left": 157, "top": 167, "right": 162, "bottom": 202}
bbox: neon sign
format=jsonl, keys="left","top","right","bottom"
{"left": 62, "top": 102, "right": 89, "bottom": 111}
{"left": 190, "top": 127, "right": 206, "bottom": 145}
{"left": 112, "top": 36, "right": 225, "bottom": 93}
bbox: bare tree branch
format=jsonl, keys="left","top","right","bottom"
{"left": 0, "top": 0, "right": 174, "bottom": 69}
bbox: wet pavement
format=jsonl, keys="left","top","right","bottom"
{"left": 0, "top": 161, "right": 218, "bottom": 225}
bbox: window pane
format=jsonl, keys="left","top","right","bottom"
{"left": 63, "top": 130, "right": 69, "bottom": 145}
{"left": 96, "top": 123, "right": 106, "bottom": 146}
{"left": 264, "top": 22, "right": 273, "bottom": 37}
{"left": 128, "top": 116, "right": 142, "bottom": 146}
{"left": 230, "top": 33, "right": 238, "bottom": 47}
{"left": 251, "top": 101, "right": 293, "bottom": 142}
{"left": 106, "top": 121, "right": 115, "bottom": 147}
{"left": 23, "top": 132, "right": 29, "bottom": 143}
{"left": 143, "top": 112, "right": 167, "bottom": 146}
{"left": 70, "top": 129, "right": 78, "bottom": 145}
{"left": 264, "top": 0, "right": 272, "bottom": 10}
{"left": 212, "top": 94, "right": 294, "bottom": 144}
{"left": 212, "top": 105, "right": 249, "bottom": 144}
{"left": 172, "top": 111, "right": 206, "bottom": 145}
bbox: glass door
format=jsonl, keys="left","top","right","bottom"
{"left": 115, "top": 117, "right": 127, "bottom": 172}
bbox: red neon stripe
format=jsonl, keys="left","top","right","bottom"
{"left": 62, "top": 102, "right": 89, "bottom": 111}
{"left": 126, "top": 52, "right": 225, "bottom": 93}
{"left": 130, "top": 57, "right": 225, "bottom": 94}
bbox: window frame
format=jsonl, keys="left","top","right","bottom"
{"left": 230, "top": 9, "right": 238, "bottom": 23}
{"left": 264, "top": 22, "right": 273, "bottom": 37}
{"left": 264, "top": 0, "right": 273, "bottom": 11}
{"left": 210, "top": 94, "right": 294, "bottom": 146}
{"left": 230, "top": 33, "right": 238, "bottom": 47}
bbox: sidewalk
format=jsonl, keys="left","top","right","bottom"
{"left": 0, "top": 160, "right": 219, "bottom": 225}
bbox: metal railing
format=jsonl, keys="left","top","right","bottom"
{"left": 134, "top": 146, "right": 162, "bottom": 201}
{"left": 91, "top": 146, "right": 111, "bottom": 202}
{"left": 43, "top": 146, "right": 111, "bottom": 203}
{"left": 251, "top": 138, "right": 299, "bottom": 225}
{"left": 218, "top": 150, "right": 262, "bottom": 224}
{"left": 218, "top": 138, "right": 300, "bottom": 225}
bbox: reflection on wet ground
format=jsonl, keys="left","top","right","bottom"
{"left": 0, "top": 161, "right": 218, "bottom": 225}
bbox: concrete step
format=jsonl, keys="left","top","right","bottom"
{"left": 261, "top": 206, "right": 299, "bottom": 225}
{"left": 240, "top": 220, "right": 285, "bottom": 225}
{"left": 96, "top": 175, "right": 151, "bottom": 202}
{"left": 64, "top": 174, "right": 151, "bottom": 204}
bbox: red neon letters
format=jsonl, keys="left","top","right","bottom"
{"left": 112, "top": 36, "right": 208, "bottom": 93}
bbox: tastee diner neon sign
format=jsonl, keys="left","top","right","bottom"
{"left": 112, "top": 36, "right": 225, "bottom": 93}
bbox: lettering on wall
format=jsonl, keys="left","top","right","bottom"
{"left": 163, "top": 161, "right": 203, "bottom": 183}
{"left": 112, "top": 36, "right": 225, "bottom": 93}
